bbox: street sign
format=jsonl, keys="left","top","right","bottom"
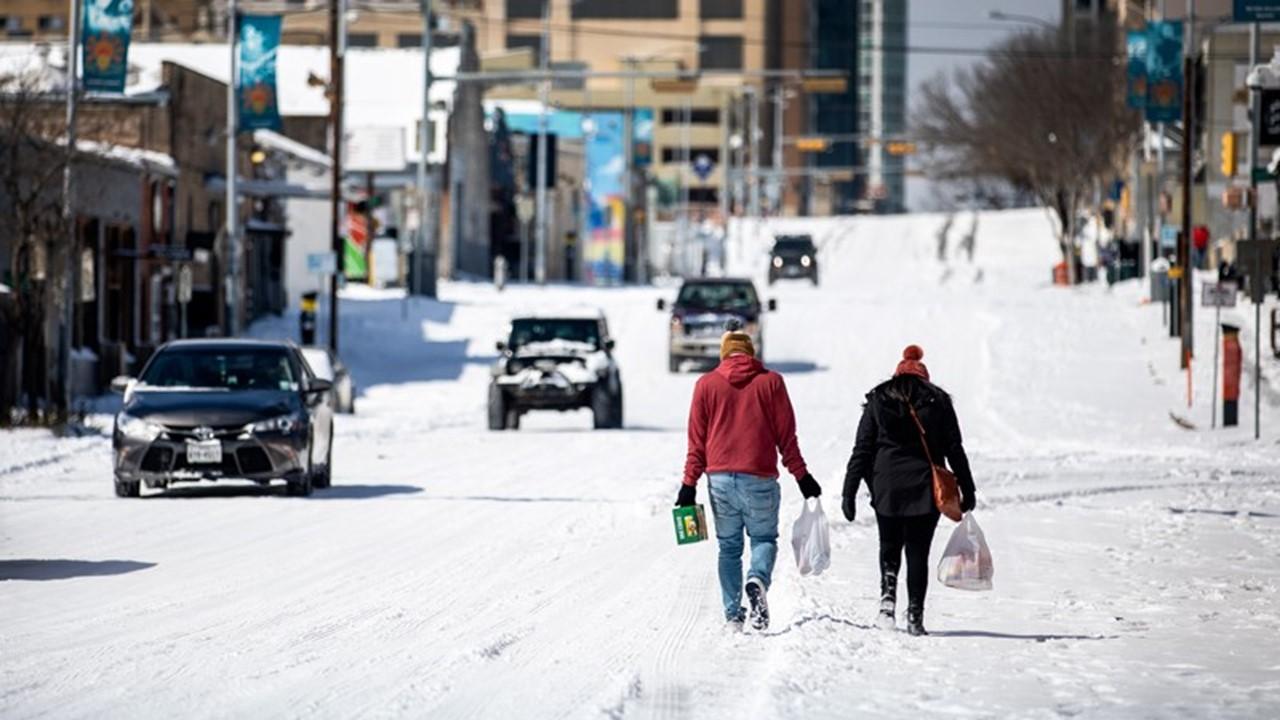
{"left": 1160, "top": 225, "right": 1179, "bottom": 249}
{"left": 1202, "top": 281, "right": 1239, "bottom": 308}
{"left": 177, "top": 264, "right": 193, "bottom": 304}
{"left": 345, "top": 126, "right": 406, "bottom": 172}
{"left": 1234, "top": 0, "right": 1280, "bottom": 22}
{"left": 149, "top": 245, "right": 194, "bottom": 262}
{"left": 1252, "top": 166, "right": 1276, "bottom": 183}
{"left": 307, "top": 252, "right": 337, "bottom": 276}
{"left": 1261, "top": 89, "right": 1280, "bottom": 146}
{"left": 1236, "top": 238, "right": 1279, "bottom": 303}
{"left": 692, "top": 153, "right": 715, "bottom": 181}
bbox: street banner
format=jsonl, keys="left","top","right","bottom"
{"left": 1145, "top": 21, "right": 1183, "bottom": 124}
{"left": 585, "top": 112, "right": 626, "bottom": 286}
{"left": 1125, "top": 30, "right": 1149, "bottom": 109}
{"left": 237, "top": 14, "right": 282, "bottom": 131}
{"left": 81, "top": 0, "right": 134, "bottom": 93}
{"left": 343, "top": 203, "right": 369, "bottom": 280}
{"left": 633, "top": 108, "right": 654, "bottom": 169}
{"left": 1234, "top": 0, "right": 1280, "bottom": 22}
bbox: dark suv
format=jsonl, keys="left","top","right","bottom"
{"left": 768, "top": 235, "right": 818, "bottom": 285}
{"left": 659, "top": 278, "right": 775, "bottom": 372}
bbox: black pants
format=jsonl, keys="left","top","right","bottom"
{"left": 875, "top": 512, "right": 939, "bottom": 609}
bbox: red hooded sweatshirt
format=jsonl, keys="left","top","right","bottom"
{"left": 683, "top": 354, "right": 809, "bottom": 487}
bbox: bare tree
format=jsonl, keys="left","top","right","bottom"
{"left": 913, "top": 20, "right": 1138, "bottom": 280}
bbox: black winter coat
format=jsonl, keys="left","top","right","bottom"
{"left": 843, "top": 376, "right": 975, "bottom": 517}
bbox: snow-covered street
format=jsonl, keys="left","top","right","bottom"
{"left": 3, "top": 209, "right": 1278, "bottom": 719}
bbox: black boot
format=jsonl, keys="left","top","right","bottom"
{"left": 876, "top": 571, "right": 897, "bottom": 630}
{"left": 906, "top": 604, "right": 927, "bottom": 636}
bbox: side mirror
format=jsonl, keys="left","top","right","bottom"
{"left": 110, "top": 376, "right": 134, "bottom": 394}
{"left": 656, "top": 298, "right": 666, "bottom": 311}
{"left": 308, "top": 378, "right": 333, "bottom": 395}
{"left": 604, "top": 339, "right": 616, "bottom": 351}
{"left": 767, "top": 299, "right": 778, "bottom": 312}
{"left": 495, "top": 340, "right": 507, "bottom": 353}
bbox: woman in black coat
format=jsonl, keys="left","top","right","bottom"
{"left": 842, "top": 345, "right": 976, "bottom": 636}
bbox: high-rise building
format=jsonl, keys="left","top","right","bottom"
{"left": 809, "top": 0, "right": 860, "bottom": 215}
{"left": 858, "top": 0, "right": 907, "bottom": 213}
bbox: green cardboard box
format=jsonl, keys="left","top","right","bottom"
{"left": 673, "top": 504, "right": 709, "bottom": 545}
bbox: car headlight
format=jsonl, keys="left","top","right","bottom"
{"left": 800, "top": 255, "right": 812, "bottom": 267}
{"left": 772, "top": 257, "right": 783, "bottom": 268}
{"left": 250, "top": 414, "right": 301, "bottom": 435}
{"left": 116, "top": 413, "right": 163, "bottom": 441}
{"left": 670, "top": 316, "right": 684, "bottom": 332}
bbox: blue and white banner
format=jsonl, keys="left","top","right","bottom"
{"left": 1125, "top": 30, "right": 1148, "bottom": 110}
{"left": 82, "top": 0, "right": 134, "bottom": 93}
{"left": 1144, "top": 21, "right": 1183, "bottom": 124}
{"left": 237, "top": 14, "right": 282, "bottom": 132}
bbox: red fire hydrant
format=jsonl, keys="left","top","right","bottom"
{"left": 1223, "top": 324, "right": 1242, "bottom": 427}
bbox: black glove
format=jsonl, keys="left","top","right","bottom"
{"left": 675, "top": 484, "right": 697, "bottom": 507}
{"left": 797, "top": 473, "right": 822, "bottom": 499}
{"left": 841, "top": 495, "right": 857, "bottom": 522}
{"left": 961, "top": 488, "right": 976, "bottom": 513}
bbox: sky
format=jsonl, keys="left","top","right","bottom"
{"left": 904, "top": 0, "right": 1060, "bottom": 210}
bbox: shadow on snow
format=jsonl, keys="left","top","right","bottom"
{"left": 0, "top": 559, "right": 156, "bottom": 581}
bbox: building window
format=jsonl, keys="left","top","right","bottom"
{"left": 507, "top": 0, "right": 543, "bottom": 19}
{"left": 2, "top": 16, "right": 22, "bottom": 33}
{"left": 700, "top": 0, "right": 742, "bottom": 19}
{"left": 38, "top": 15, "right": 65, "bottom": 31}
{"left": 688, "top": 188, "right": 719, "bottom": 204}
{"left": 506, "top": 33, "right": 543, "bottom": 58}
{"left": 661, "top": 147, "right": 720, "bottom": 164}
{"left": 347, "top": 33, "right": 378, "bottom": 48}
{"left": 571, "top": 0, "right": 678, "bottom": 19}
{"left": 398, "top": 33, "right": 422, "bottom": 48}
{"left": 699, "top": 35, "right": 742, "bottom": 71}
{"left": 661, "top": 108, "right": 719, "bottom": 125}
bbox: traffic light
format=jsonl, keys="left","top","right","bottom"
{"left": 886, "top": 141, "right": 917, "bottom": 156}
{"left": 1221, "top": 131, "right": 1237, "bottom": 178}
{"left": 795, "top": 136, "right": 830, "bottom": 153}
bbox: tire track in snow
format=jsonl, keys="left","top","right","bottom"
{"left": 628, "top": 566, "right": 710, "bottom": 720}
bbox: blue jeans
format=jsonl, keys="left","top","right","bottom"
{"left": 707, "top": 472, "right": 781, "bottom": 621}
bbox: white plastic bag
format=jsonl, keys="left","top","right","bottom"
{"left": 937, "top": 513, "right": 994, "bottom": 591}
{"left": 791, "top": 498, "right": 831, "bottom": 577}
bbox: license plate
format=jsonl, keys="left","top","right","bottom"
{"left": 186, "top": 440, "right": 222, "bottom": 464}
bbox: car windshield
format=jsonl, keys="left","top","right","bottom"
{"left": 139, "top": 348, "right": 299, "bottom": 391}
{"left": 509, "top": 319, "right": 600, "bottom": 351}
{"left": 676, "top": 282, "right": 759, "bottom": 310}
{"left": 773, "top": 237, "right": 815, "bottom": 254}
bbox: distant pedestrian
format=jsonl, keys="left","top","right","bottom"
{"left": 677, "top": 323, "right": 821, "bottom": 631}
{"left": 936, "top": 214, "right": 954, "bottom": 262}
{"left": 958, "top": 213, "right": 978, "bottom": 263}
{"left": 841, "top": 345, "right": 977, "bottom": 636}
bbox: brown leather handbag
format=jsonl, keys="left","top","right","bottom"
{"left": 906, "top": 404, "right": 963, "bottom": 522}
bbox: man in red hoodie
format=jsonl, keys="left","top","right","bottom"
{"left": 676, "top": 325, "right": 821, "bottom": 630}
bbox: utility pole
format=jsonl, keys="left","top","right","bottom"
{"left": 747, "top": 85, "right": 761, "bottom": 219}
{"left": 533, "top": 0, "right": 550, "bottom": 285}
{"left": 226, "top": 0, "right": 240, "bottom": 337}
{"left": 60, "top": 0, "right": 82, "bottom": 417}
{"left": 327, "top": 0, "right": 346, "bottom": 351}
{"left": 772, "top": 86, "right": 786, "bottom": 215}
{"left": 1177, "top": 0, "right": 1195, "bottom": 367}
{"left": 416, "top": 0, "right": 436, "bottom": 298}
{"left": 1248, "top": 22, "right": 1261, "bottom": 440}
